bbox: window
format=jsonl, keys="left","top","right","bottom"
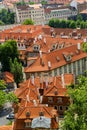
{"left": 59, "top": 67, "right": 62, "bottom": 75}
{"left": 64, "top": 65, "right": 67, "bottom": 73}
{"left": 54, "top": 69, "right": 57, "bottom": 76}
{"left": 59, "top": 106, "right": 63, "bottom": 111}
{"left": 68, "top": 64, "right": 71, "bottom": 73}
{"left": 57, "top": 98, "right": 62, "bottom": 103}
{"left": 25, "top": 121, "right": 31, "bottom": 128}
{"left": 48, "top": 97, "right": 53, "bottom": 103}
{"left": 54, "top": 105, "right": 58, "bottom": 110}
{"left": 65, "top": 55, "right": 71, "bottom": 62}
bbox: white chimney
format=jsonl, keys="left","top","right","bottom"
{"left": 26, "top": 95, "right": 30, "bottom": 102}
{"left": 33, "top": 40, "right": 36, "bottom": 44}
{"left": 44, "top": 38, "right": 46, "bottom": 44}
{"left": 31, "top": 75, "right": 34, "bottom": 85}
{"left": 56, "top": 116, "right": 59, "bottom": 123}
{"left": 77, "top": 43, "right": 80, "bottom": 50}
{"left": 61, "top": 74, "right": 65, "bottom": 88}
{"left": 33, "top": 100, "right": 37, "bottom": 106}
{"left": 83, "top": 38, "right": 86, "bottom": 42}
{"left": 39, "top": 50, "right": 42, "bottom": 59}
{"left": 48, "top": 50, "right": 50, "bottom": 53}
{"left": 40, "top": 96, "right": 43, "bottom": 103}
{"left": 48, "top": 61, "right": 51, "bottom": 69}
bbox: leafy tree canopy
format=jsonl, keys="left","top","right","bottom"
{"left": 0, "top": 90, "right": 6, "bottom": 108}
{"left": 82, "top": 42, "right": 87, "bottom": 52}
{"left": 0, "top": 20, "right": 4, "bottom": 25}
{"left": 22, "top": 19, "right": 34, "bottom": 25}
{"left": 48, "top": 18, "right": 87, "bottom": 29}
{"left": 6, "top": 92, "right": 19, "bottom": 104}
{"left": 10, "top": 58, "right": 23, "bottom": 86}
{"left": 0, "top": 40, "right": 19, "bottom": 72}
{"left": 0, "top": 80, "right": 6, "bottom": 90}
{"left": 41, "top": 0, "right": 47, "bottom": 5}
{"left": 61, "top": 75, "right": 87, "bottom": 130}
{"left": 0, "top": 8, "right": 15, "bottom": 24}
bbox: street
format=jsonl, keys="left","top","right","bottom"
{"left": 0, "top": 102, "right": 13, "bottom": 126}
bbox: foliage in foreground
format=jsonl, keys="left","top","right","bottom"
{"left": 10, "top": 58, "right": 23, "bottom": 86}
{"left": 61, "top": 75, "right": 87, "bottom": 130}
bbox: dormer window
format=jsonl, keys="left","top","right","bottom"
{"left": 33, "top": 45, "right": 40, "bottom": 52}
{"left": 51, "top": 43, "right": 58, "bottom": 50}
{"left": 57, "top": 97, "right": 62, "bottom": 103}
{"left": 48, "top": 97, "right": 53, "bottom": 103}
{"left": 66, "top": 55, "right": 71, "bottom": 62}
{"left": 63, "top": 53, "right": 72, "bottom": 62}
{"left": 39, "top": 111, "right": 44, "bottom": 116}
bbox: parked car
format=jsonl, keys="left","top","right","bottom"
{"left": 6, "top": 113, "right": 14, "bottom": 119}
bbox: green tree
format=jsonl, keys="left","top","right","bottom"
{"left": 29, "top": 1, "right": 35, "bottom": 5}
{"left": 22, "top": 19, "right": 34, "bottom": 25}
{"left": 48, "top": 18, "right": 55, "bottom": 27}
{"left": 0, "top": 8, "right": 15, "bottom": 24}
{"left": 10, "top": 58, "right": 23, "bottom": 86}
{"left": 76, "top": 14, "right": 83, "bottom": 21}
{"left": 41, "top": 0, "right": 47, "bottom": 5}
{"left": 0, "top": 90, "right": 6, "bottom": 108}
{"left": 0, "top": 80, "right": 6, "bottom": 90}
{"left": 69, "top": 20, "right": 76, "bottom": 28}
{"left": 61, "top": 75, "right": 87, "bottom": 130}
{"left": 80, "top": 21, "right": 85, "bottom": 29}
{"left": 7, "top": 92, "right": 19, "bottom": 104}
{"left": 54, "top": 19, "right": 60, "bottom": 28}
{"left": 60, "top": 20, "right": 67, "bottom": 28}
{"left": 0, "top": 40, "right": 19, "bottom": 71}
{"left": 82, "top": 42, "right": 87, "bottom": 52}
{"left": 0, "top": 20, "right": 4, "bottom": 25}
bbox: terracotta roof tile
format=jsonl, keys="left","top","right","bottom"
{"left": 25, "top": 44, "right": 87, "bottom": 73}
{"left": 0, "top": 126, "right": 12, "bottom": 130}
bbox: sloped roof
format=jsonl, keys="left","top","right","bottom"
{"left": 25, "top": 44, "right": 87, "bottom": 73}
{"left": 0, "top": 126, "right": 12, "bottom": 130}
{"left": 4, "top": 71, "right": 14, "bottom": 83}
{"left": 15, "top": 79, "right": 38, "bottom": 100}
{"left": 16, "top": 99, "right": 57, "bottom": 119}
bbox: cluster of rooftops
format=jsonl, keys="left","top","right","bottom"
{"left": 0, "top": 24, "right": 87, "bottom": 129}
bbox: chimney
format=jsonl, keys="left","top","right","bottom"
{"left": 39, "top": 50, "right": 42, "bottom": 59}
{"left": 44, "top": 38, "right": 46, "bottom": 44}
{"left": 39, "top": 50, "right": 42, "bottom": 65}
{"left": 61, "top": 74, "right": 65, "bottom": 88}
{"left": 26, "top": 95, "right": 30, "bottom": 102}
{"left": 33, "top": 100, "right": 37, "bottom": 106}
{"left": 40, "top": 95, "right": 43, "bottom": 103}
{"left": 44, "top": 77, "right": 48, "bottom": 89}
{"left": 77, "top": 43, "right": 80, "bottom": 50}
{"left": 31, "top": 75, "right": 34, "bottom": 85}
{"left": 48, "top": 61, "right": 51, "bottom": 69}
{"left": 83, "top": 38, "right": 86, "bottom": 42}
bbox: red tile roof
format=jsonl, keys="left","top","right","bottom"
{"left": 25, "top": 44, "right": 87, "bottom": 73}
{"left": 4, "top": 71, "right": 14, "bottom": 83}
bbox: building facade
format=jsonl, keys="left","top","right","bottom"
{"left": 45, "top": 6, "right": 77, "bottom": 24}
{"left": 15, "top": 4, "right": 45, "bottom": 25}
